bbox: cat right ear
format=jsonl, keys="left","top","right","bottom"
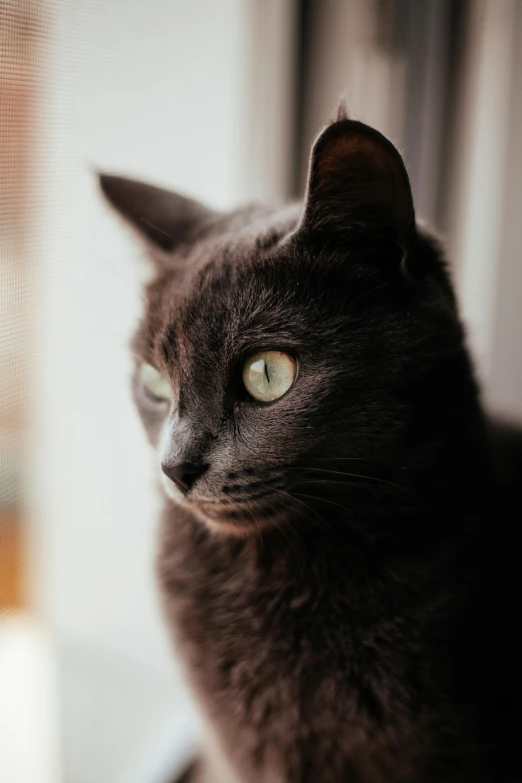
{"left": 299, "top": 118, "right": 415, "bottom": 244}
{"left": 99, "top": 174, "right": 215, "bottom": 254}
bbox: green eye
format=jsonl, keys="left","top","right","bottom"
{"left": 139, "top": 363, "right": 172, "bottom": 403}
{"left": 242, "top": 351, "right": 296, "bottom": 402}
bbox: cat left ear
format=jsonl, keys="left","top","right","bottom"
{"left": 99, "top": 174, "right": 215, "bottom": 252}
{"left": 300, "top": 118, "right": 415, "bottom": 243}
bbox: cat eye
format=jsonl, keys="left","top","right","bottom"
{"left": 139, "top": 363, "right": 173, "bottom": 403}
{"left": 242, "top": 351, "right": 296, "bottom": 403}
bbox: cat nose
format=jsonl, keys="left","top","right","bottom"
{"left": 161, "top": 461, "right": 208, "bottom": 494}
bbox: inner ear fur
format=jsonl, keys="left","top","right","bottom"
{"left": 301, "top": 118, "right": 415, "bottom": 241}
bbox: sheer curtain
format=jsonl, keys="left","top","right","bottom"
{"left": 1, "top": 2, "right": 295, "bottom": 781}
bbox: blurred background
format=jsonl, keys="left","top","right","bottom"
{"left": 1, "top": 1, "right": 521, "bottom": 781}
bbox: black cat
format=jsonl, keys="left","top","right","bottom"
{"left": 100, "top": 113, "right": 522, "bottom": 783}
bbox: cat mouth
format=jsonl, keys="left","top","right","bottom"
{"left": 189, "top": 500, "right": 282, "bottom": 535}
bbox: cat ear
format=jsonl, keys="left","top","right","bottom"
{"left": 99, "top": 174, "right": 214, "bottom": 252}
{"left": 300, "top": 118, "right": 415, "bottom": 241}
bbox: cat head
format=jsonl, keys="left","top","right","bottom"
{"left": 100, "top": 117, "right": 465, "bottom": 537}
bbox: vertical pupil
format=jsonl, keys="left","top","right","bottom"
{"left": 264, "top": 361, "right": 270, "bottom": 383}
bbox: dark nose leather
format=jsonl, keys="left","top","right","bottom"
{"left": 161, "top": 461, "right": 208, "bottom": 493}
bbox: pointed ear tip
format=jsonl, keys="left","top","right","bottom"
{"left": 97, "top": 174, "right": 136, "bottom": 209}
{"left": 334, "top": 100, "right": 349, "bottom": 122}
{"left": 312, "top": 118, "right": 362, "bottom": 161}
{"left": 316, "top": 117, "right": 389, "bottom": 148}
{"left": 312, "top": 118, "right": 408, "bottom": 178}
{"left": 98, "top": 172, "right": 115, "bottom": 200}
{"left": 98, "top": 172, "right": 121, "bottom": 195}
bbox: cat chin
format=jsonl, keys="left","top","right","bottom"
{"left": 176, "top": 501, "right": 258, "bottom": 538}
{"left": 192, "top": 512, "right": 256, "bottom": 539}
{"left": 159, "top": 480, "right": 275, "bottom": 538}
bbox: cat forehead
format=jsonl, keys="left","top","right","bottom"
{"left": 171, "top": 216, "right": 305, "bottom": 317}
{"left": 178, "top": 240, "right": 297, "bottom": 333}
{"left": 145, "top": 233, "right": 325, "bottom": 364}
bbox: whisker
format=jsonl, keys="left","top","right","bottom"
{"left": 245, "top": 504, "right": 264, "bottom": 549}
{"left": 269, "top": 487, "right": 344, "bottom": 544}
{"left": 248, "top": 479, "right": 375, "bottom": 529}
{"left": 260, "top": 498, "right": 314, "bottom": 575}
{"left": 297, "top": 477, "right": 434, "bottom": 513}
{"left": 291, "top": 490, "right": 374, "bottom": 525}
{"left": 288, "top": 465, "right": 414, "bottom": 494}
{"left": 253, "top": 481, "right": 331, "bottom": 531}
{"left": 273, "top": 482, "right": 362, "bottom": 548}
{"left": 311, "top": 456, "right": 380, "bottom": 463}
{"left": 283, "top": 520, "right": 320, "bottom": 582}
